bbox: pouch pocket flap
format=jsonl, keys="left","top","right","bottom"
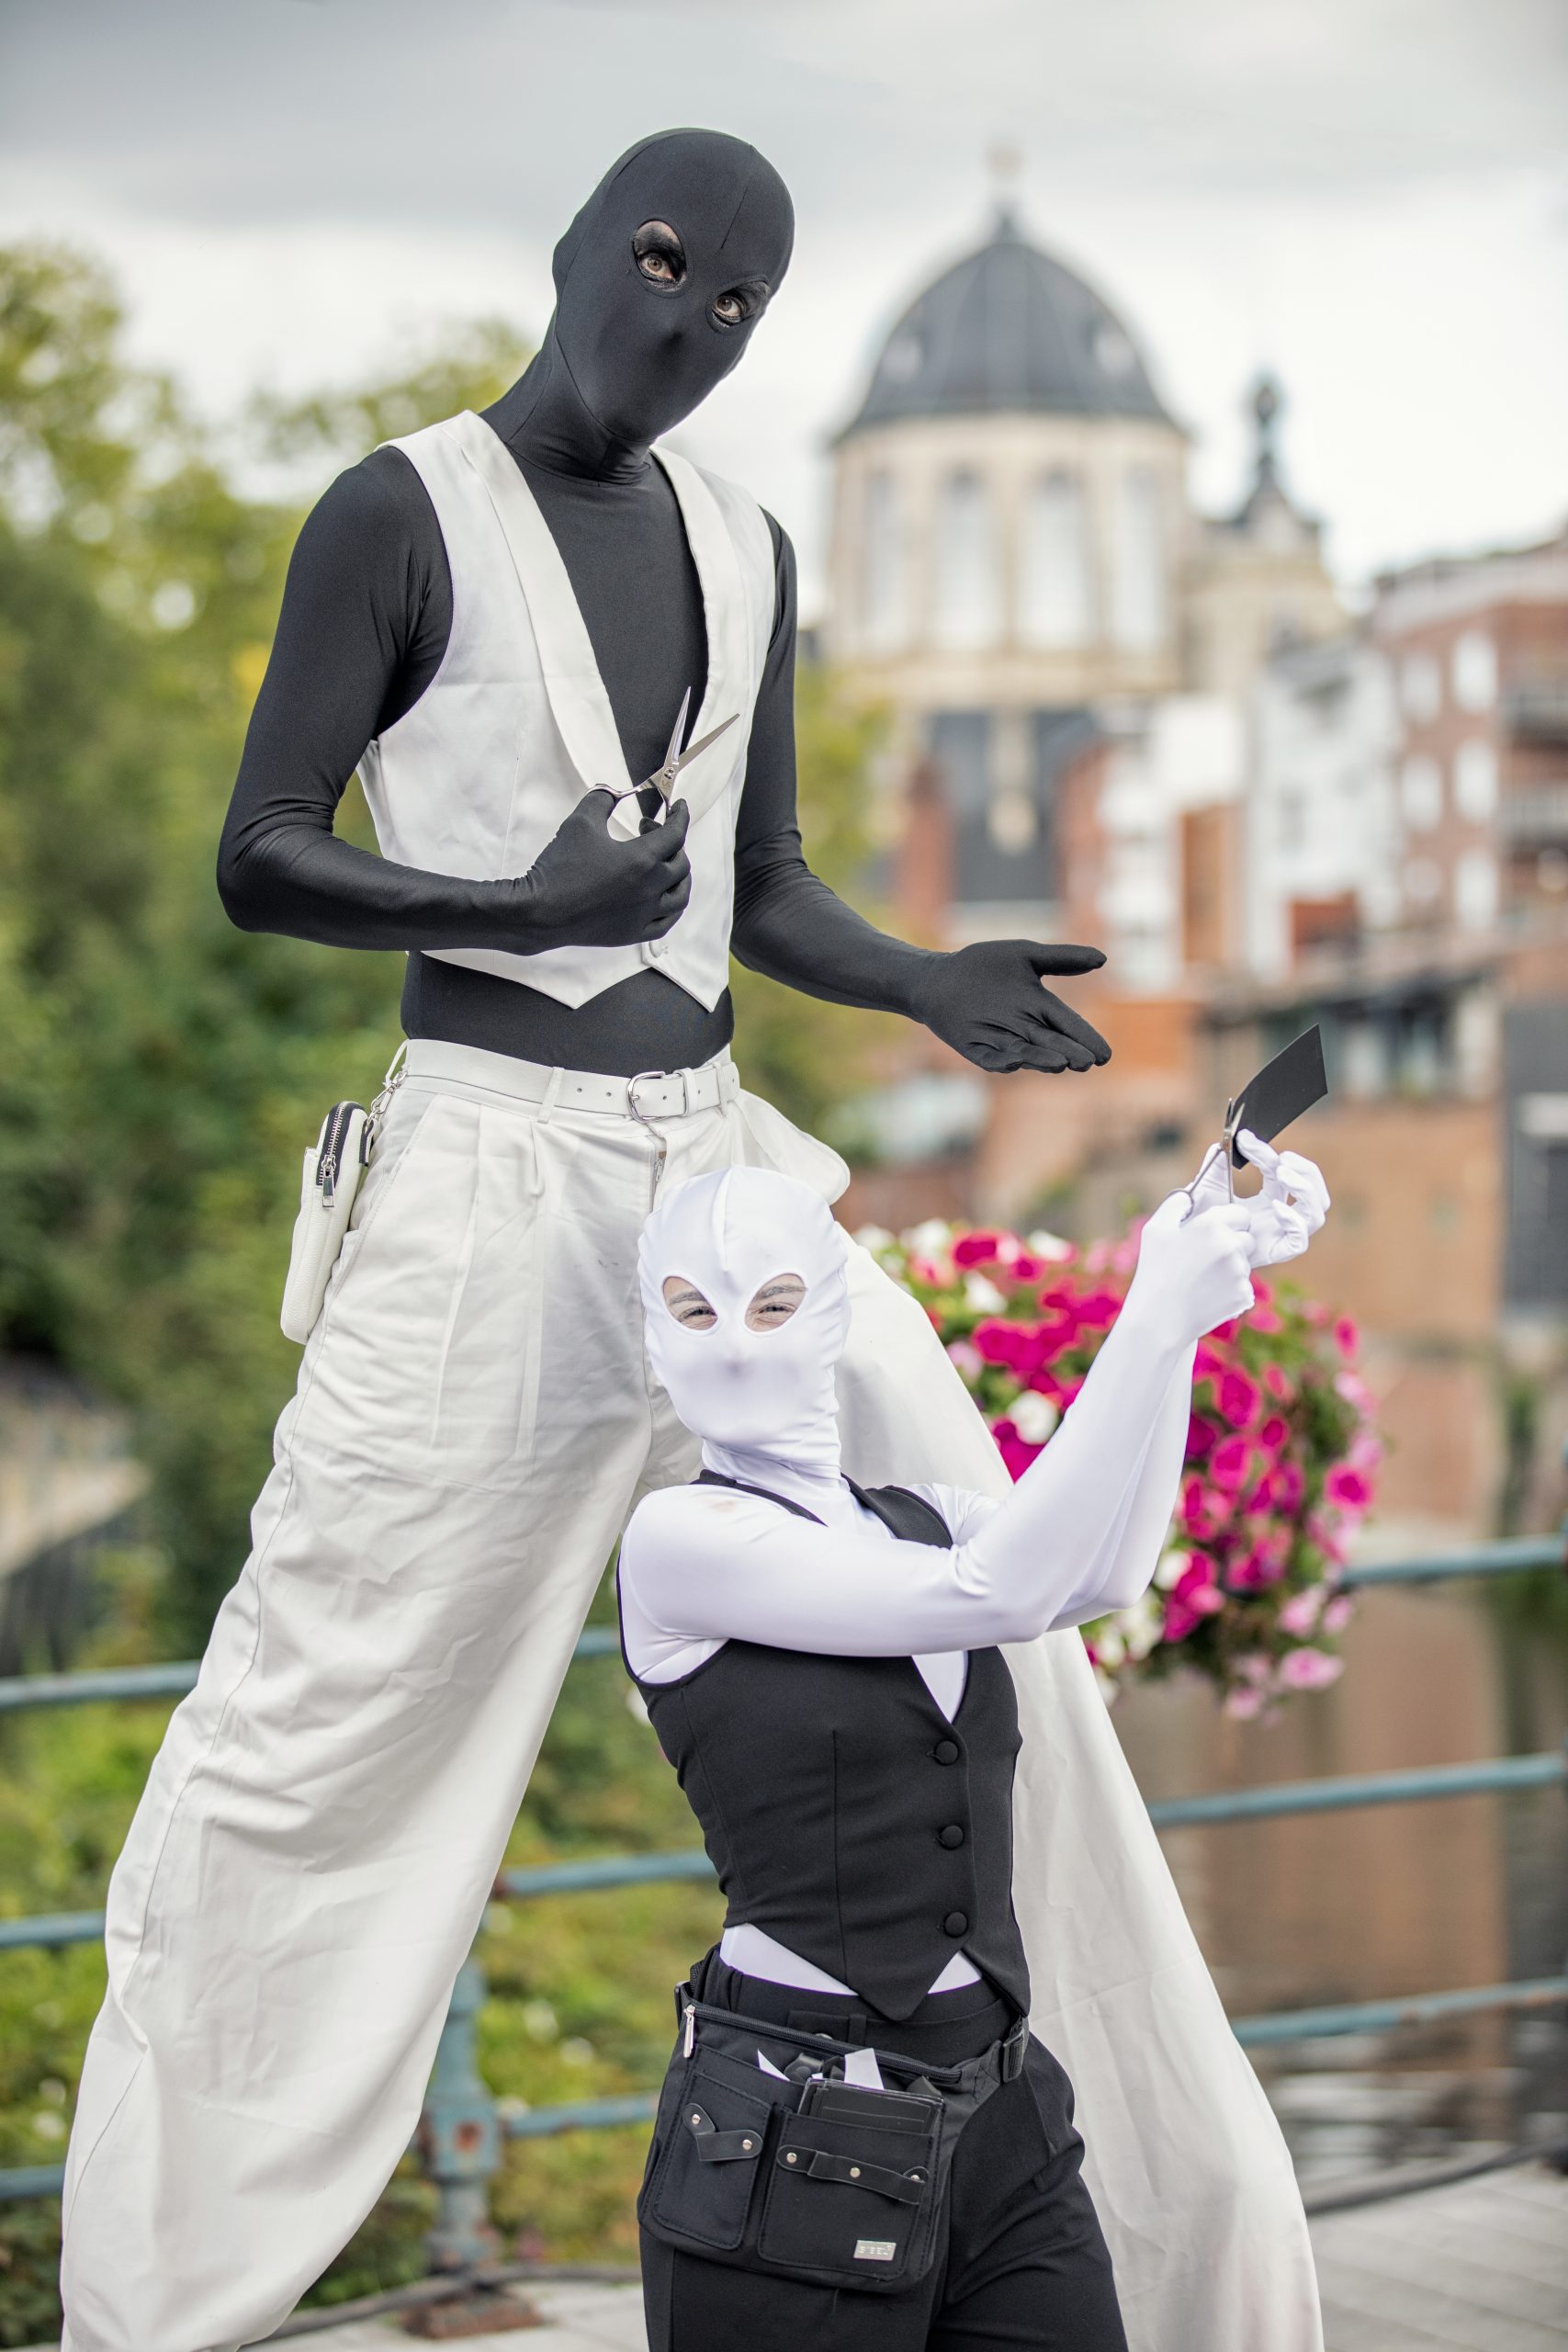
{"left": 794, "top": 2147, "right": 927, "bottom": 2204}
{"left": 685, "top": 2103, "right": 764, "bottom": 2165}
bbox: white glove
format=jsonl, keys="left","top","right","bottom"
{"left": 1182, "top": 1129, "right": 1331, "bottom": 1270}
{"left": 1235, "top": 1129, "right": 1330, "bottom": 1267}
{"left": 1124, "top": 1191, "right": 1256, "bottom": 1351}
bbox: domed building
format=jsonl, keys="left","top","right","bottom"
{"left": 822, "top": 200, "right": 1341, "bottom": 945}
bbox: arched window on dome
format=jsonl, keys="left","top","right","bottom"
{"left": 1110, "top": 463, "right": 1166, "bottom": 652}
{"left": 1019, "top": 469, "right": 1090, "bottom": 649}
{"left": 931, "top": 469, "right": 1000, "bottom": 651}
{"left": 861, "top": 469, "right": 908, "bottom": 654}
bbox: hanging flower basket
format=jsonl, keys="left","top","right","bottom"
{"left": 862, "top": 1217, "right": 1381, "bottom": 1717}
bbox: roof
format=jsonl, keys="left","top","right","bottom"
{"left": 839, "top": 206, "right": 1174, "bottom": 441}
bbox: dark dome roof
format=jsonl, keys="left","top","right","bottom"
{"left": 840, "top": 208, "right": 1173, "bottom": 440}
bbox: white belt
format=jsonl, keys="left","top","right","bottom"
{"left": 401, "top": 1037, "right": 739, "bottom": 1121}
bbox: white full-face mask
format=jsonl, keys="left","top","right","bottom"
{"left": 638, "top": 1167, "right": 851, "bottom": 1487}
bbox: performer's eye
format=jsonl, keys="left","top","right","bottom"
{"left": 745, "top": 1274, "right": 806, "bottom": 1332}
{"left": 634, "top": 220, "right": 687, "bottom": 288}
{"left": 712, "top": 281, "right": 766, "bottom": 330}
{"left": 662, "top": 1276, "right": 716, "bottom": 1329}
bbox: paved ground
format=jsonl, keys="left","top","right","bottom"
{"left": 28, "top": 2162, "right": 1568, "bottom": 2348}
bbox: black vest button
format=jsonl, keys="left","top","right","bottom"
{"left": 938, "top": 1824, "right": 965, "bottom": 1849}
{"left": 942, "top": 1910, "right": 969, "bottom": 1937}
{"left": 932, "top": 1739, "right": 960, "bottom": 1765}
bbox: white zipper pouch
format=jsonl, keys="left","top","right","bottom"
{"left": 280, "top": 1101, "right": 369, "bottom": 1344}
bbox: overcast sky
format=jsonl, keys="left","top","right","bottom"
{"left": 2, "top": 0, "right": 1564, "bottom": 614}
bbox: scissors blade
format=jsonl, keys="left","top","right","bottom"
{"left": 660, "top": 688, "right": 692, "bottom": 782}
{"left": 671, "top": 712, "right": 739, "bottom": 775}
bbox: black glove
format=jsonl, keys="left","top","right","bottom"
{"left": 506, "top": 791, "right": 693, "bottom": 951}
{"left": 908, "top": 940, "right": 1111, "bottom": 1074}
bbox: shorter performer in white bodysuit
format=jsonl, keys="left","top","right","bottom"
{"left": 619, "top": 1148, "right": 1330, "bottom": 2352}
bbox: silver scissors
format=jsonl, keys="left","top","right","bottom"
{"left": 607, "top": 688, "right": 739, "bottom": 810}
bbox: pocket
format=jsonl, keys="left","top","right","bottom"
{"left": 642, "top": 2062, "right": 773, "bottom": 2254}
{"left": 757, "top": 2107, "right": 938, "bottom": 2287}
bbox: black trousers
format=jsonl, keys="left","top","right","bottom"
{"left": 640, "top": 1959, "right": 1129, "bottom": 2352}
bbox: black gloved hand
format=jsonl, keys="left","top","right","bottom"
{"left": 908, "top": 940, "right": 1111, "bottom": 1074}
{"left": 507, "top": 791, "right": 693, "bottom": 951}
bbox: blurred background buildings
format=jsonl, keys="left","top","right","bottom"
{"left": 821, "top": 188, "right": 1568, "bottom": 1532}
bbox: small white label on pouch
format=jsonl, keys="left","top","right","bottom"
{"left": 844, "top": 2046, "right": 886, "bottom": 2090}
{"left": 855, "top": 2240, "right": 897, "bottom": 2262}
{"left": 756, "top": 2049, "right": 789, "bottom": 2079}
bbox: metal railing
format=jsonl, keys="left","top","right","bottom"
{"left": 2, "top": 1535, "right": 1565, "bottom": 2260}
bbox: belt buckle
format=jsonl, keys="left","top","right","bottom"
{"left": 628, "top": 1068, "right": 694, "bottom": 1124}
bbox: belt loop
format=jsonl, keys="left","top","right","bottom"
{"left": 535, "top": 1064, "right": 567, "bottom": 1130}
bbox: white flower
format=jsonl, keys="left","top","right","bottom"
{"left": 964, "top": 1273, "right": 1006, "bottom": 1313}
{"left": 1009, "top": 1389, "right": 1059, "bottom": 1445}
{"left": 1154, "top": 1547, "right": 1191, "bottom": 1591}
{"left": 904, "top": 1218, "right": 953, "bottom": 1258}
{"left": 853, "top": 1224, "right": 895, "bottom": 1255}
{"left": 1116, "top": 1590, "right": 1165, "bottom": 1661}
{"left": 1027, "top": 1228, "right": 1076, "bottom": 1262}
{"left": 1095, "top": 1626, "right": 1127, "bottom": 1669}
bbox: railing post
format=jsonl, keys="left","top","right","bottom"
{"left": 418, "top": 1945, "right": 501, "bottom": 2271}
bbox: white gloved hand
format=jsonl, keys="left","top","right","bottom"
{"left": 1234, "top": 1129, "right": 1330, "bottom": 1267}
{"left": 1124, "top": 1191, "right": 1257, "bottom": 1352}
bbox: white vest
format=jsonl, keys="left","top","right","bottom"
{"left": 359, "top": 409, "right": 776, "bottom": 1011}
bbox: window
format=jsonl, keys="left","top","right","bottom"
{"left": 1400, "top": 651, "right": 1441, "bottom": 723}
{"left": 1455, "top": 849, "right": 1499, "bottom": 931}
{"left": 861, "top": 469, "right": 907, "bottom": 654}
{"left": 1452, "top": 631, "right": 1497, "bottom": 712}
{"left": 1400, "top": 755, "right": 1442, "bottom": 830}
{"left": 931, "top": 470, "right": 999, "bottom": 650}
{"left": 1453, "top": 739, "right": 1498, "bottom": 821}
{"left": 1019, "top": 471, "right": 1090, "bottom": 648}
{"left": 1110, "top": 465, "right": 1165, "bottom": 651}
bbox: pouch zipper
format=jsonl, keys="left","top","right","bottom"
{"left": 316, "top": 1101, "right": 361, "bottom": 1208}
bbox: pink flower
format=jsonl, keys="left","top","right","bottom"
{"left": 1335, "top": 1369, "right": 1374, "bottom": 1413}
{"left": 974, "top": 1319, "right": 1028, "bottom": 1373}
{"left": 1209, "top": 1435, "right": 1255, "bottom": 1494}
{"left": 1074, "top": 1288, "right": 1123, "bottom": 1332}
{"left": 1258, "top": 1414, "right": 1290, "bottom": 1455}
{"left": 1334, "top": 1316, "right": 1359, "bottom": 1360}
{"left": 1218, "top": 1369, "right": 1263, "bottom": 1432}
{"left": 1269, "top": 1459, "right": 1305, "bottom": 1514}
{"left": 1186, "top": 1412, "right": 1221, "bottom": 1462}
{"left": 908, "top": 1256, "right": 946, "bottom": 1286}
{"left": 1161, "top": 1570, "right": 1221, "bottom": 1643}
{"left": 1324, "top": 1463, "right": 1374, "bottom": 1514}
{"left": 1224, "top": 1686, "right": 1267, "bottom": 1721}
{"left": 1278, "top": 1589, "right": 1325, "bottom": 1637}
{"left": 1279, "top": 1647, "right": 1344, "bottom": 1691}
{"left": 1227, "top": 1541, "right": 1289, "bottom": 1591}
{"left": 1321, "top": 1595, "right": 1356, "bottom": 1635}
{"left": 1180, "top": 1479, "right": 1230, "bottom": 1541}
{"left": 1234, "top": 1651, "right": 1275, "bottom": 1687}
{"left": 953, "top": 1232, "right": 1003, "bottom": 1269}
{"left": 945, "top": 1339, "right": 983, "bottom": 1380}
{"left": 1264, "top": 1363, "right": 1294, "bottom": 1404}
{"left": 1249, "top": 1303, "right": 1284, "bottom": 1334}
{"left": 1010, "top": 1252, "right": 1043, "bottom": 1282}
{"left": 990, "top": 1419, "right": 1043, "bottom": 1482}
{"left": 1193, "top": 1341, "right": 1228, "bottom": 1383}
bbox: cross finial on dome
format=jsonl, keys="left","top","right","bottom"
{"left": 987, "top": 141, "right": 1022, "bottom": 237}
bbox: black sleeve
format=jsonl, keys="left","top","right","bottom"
{"left": 729, "top": 516, "right": 934, "bottom": 1018}
{"left": 216, "top": 449, "right": 530, "bottom": 952}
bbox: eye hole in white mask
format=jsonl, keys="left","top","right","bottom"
{"left": 661, "top": 1277, "right": 716, "bottom": 1329}
{"left": 744, "top": 1273, "right": 806, "bottom": 1331}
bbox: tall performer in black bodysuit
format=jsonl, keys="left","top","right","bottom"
{"left": 61, "top": 132, "right": 1324, "bottom": 2352}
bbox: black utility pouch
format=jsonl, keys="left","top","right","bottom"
{"left": 637, "top": 1984, "right": 1025, "bottom": 2297}
{"left": 758, "top": 2077, "right": 941, "bottom": 2287}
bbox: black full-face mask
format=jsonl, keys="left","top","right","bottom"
{"left": 497, "top": 130, "right": 794, "bottom": 481}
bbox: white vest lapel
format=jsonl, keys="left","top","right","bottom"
{"left": 451, "top": 412, "right": 640, "bottom": 830}
{"left": 653, "top": 447, "right": 750, "bottom": 829}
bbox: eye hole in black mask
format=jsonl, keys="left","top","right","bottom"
{"left": 712, "top": 280, "right": 769, "bottom": 332}
{"left": 633, "top": 219, "right": 687, "bottom": 288}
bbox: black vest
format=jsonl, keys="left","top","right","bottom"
{"left": 624, "top": 1477, "right": 1030, "bottom": 2023}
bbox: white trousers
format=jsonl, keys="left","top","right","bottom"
{"left": 60, "top": 1043, "right": 1320, "bottom": 2352}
